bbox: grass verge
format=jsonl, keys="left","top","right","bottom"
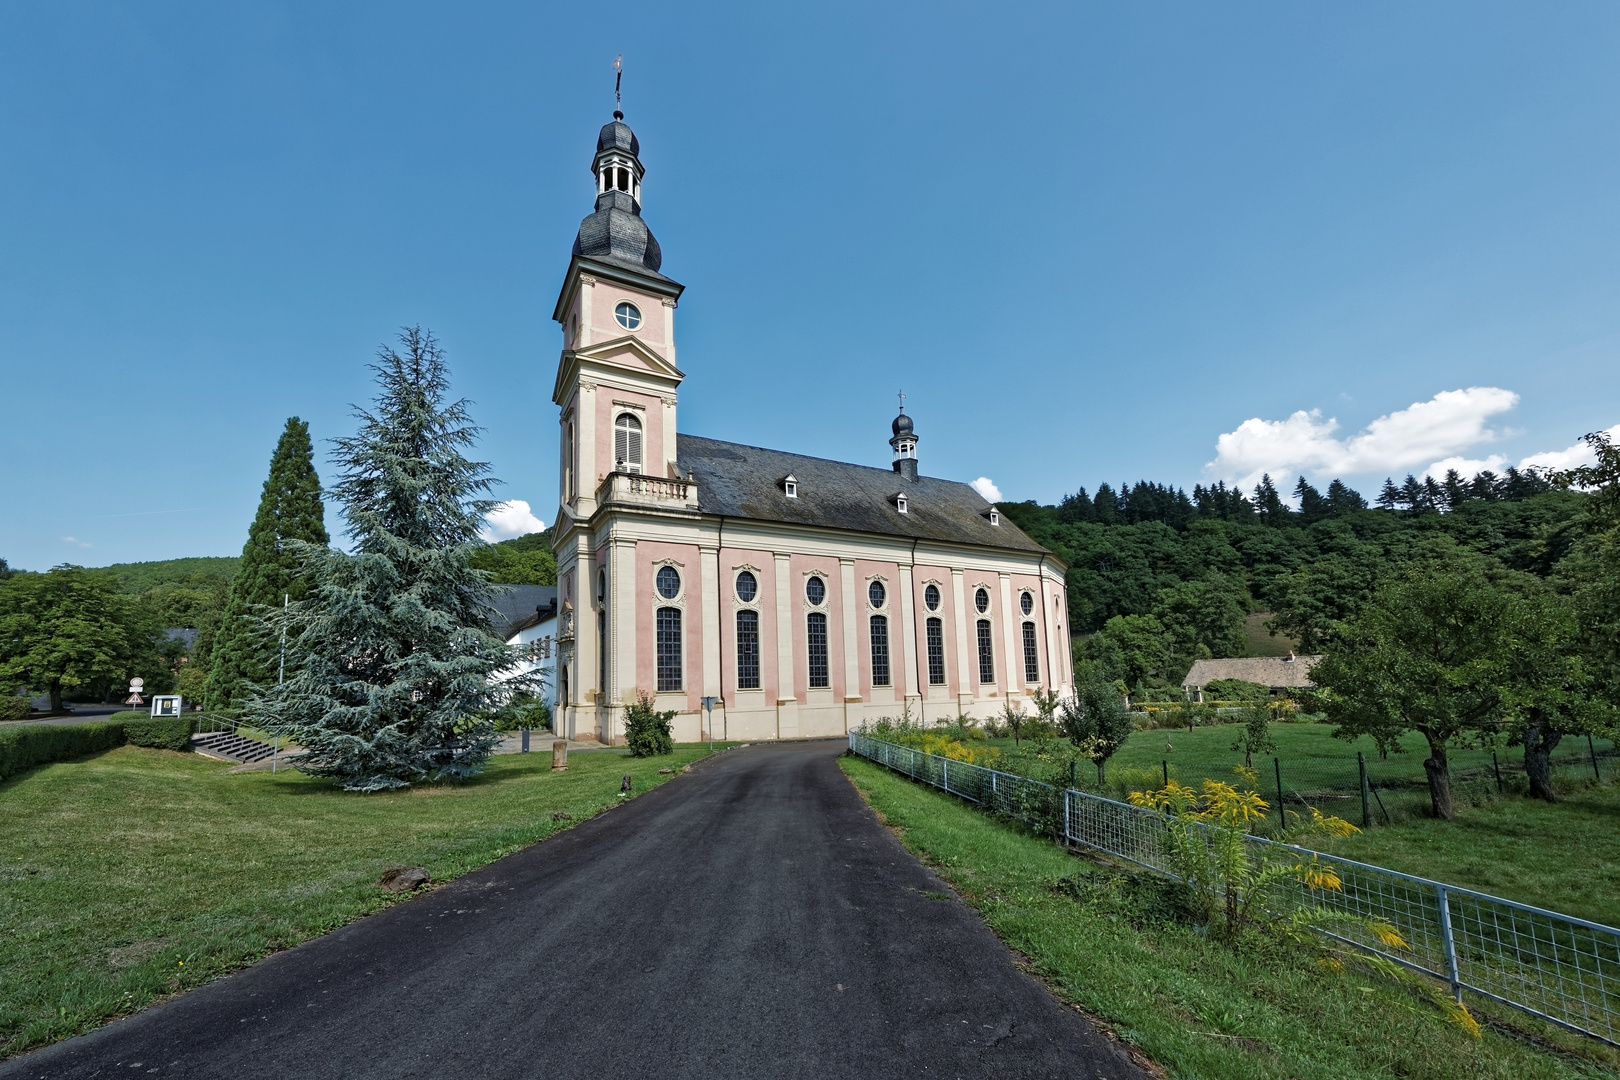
{"left": 839, "top": 754, "right": 1620, "bottom": 1080}
{"left": 1, "top": 742, "right": 718, "bottom": 1059}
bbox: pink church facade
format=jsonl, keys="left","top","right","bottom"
{"left": 550, "top": 114, "right": 1070, "bottom": 744}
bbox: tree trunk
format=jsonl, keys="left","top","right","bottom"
{"left": 1522, "top": 708, "right": 1563, "bottom": 803}
{"left": 48, "top": 679, "right": 63, "bottom": 714}
{"left": 1420, "top": 728, "right": 1454, "bottom": 820}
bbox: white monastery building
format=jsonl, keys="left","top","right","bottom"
{"left": 550, "top": 112, "right": 1071, "bottom": 744}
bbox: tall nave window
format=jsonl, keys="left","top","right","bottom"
{"left": 736, "top": 610, "right": 761, "bottom": 690}
{"left": 870, "top": 615, "right": 890, "bottom": 687}
{"left": 656, "top": 608, "right": 682, "bottom": 692}
{"left": 807, "top": 612, "right": 829, "bottom": 689}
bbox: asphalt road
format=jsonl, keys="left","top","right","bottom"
{"left": 3, "top": 740, "right": 1146, "bottom": 1079}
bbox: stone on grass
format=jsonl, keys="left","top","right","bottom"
{"left": 379, "top": 866, "right": 430, "bottom": 893}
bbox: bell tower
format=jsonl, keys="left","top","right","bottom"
{"left": 551, "top": 111, "right": 686, "bottom": 523}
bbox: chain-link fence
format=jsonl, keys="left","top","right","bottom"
{"left": 850, "top": 732, "right": 1620, "bottom": 1046}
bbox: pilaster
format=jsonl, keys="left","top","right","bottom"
{"left": 951, "top": 568, "right": 972, "bottom": 708}
{"left": 840, "top": 559, "right": 861, "bottom": 703}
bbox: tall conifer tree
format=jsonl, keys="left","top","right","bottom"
{"left": 246, "top": 328, "right": 538, "bottom": 791}
{"left": 205, "top": 417, "right": 328, "bottom": 712}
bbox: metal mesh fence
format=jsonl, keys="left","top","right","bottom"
{"left": 850, "top": 732, "right": 1620, "bottom": 1046}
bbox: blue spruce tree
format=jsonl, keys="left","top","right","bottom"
{"left": 247, "top": 327, "right": 539, "bottom": 791}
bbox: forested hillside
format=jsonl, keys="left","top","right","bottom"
{"left": 998, "top": 470, "right": 1585, "bottom": 693}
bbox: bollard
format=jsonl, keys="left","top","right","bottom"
{"left": 521, "top": 728, "right": 530, "bottom": 753}
{"left": 552, "top": 739, "right": 568, "bottom": 771}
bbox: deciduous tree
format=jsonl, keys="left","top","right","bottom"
{"left": 0, "top": 566, "right": 158, "bottom": 711}
{"left": 1312, "top": 558, "right": 1517, "bottom": 819}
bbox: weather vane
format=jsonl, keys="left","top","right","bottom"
{"left": 614, "top": 54, "right": 623, "bottom": 112}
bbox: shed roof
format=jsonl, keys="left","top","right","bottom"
{"left": 675, "top": 434, "right": 1049, "bottom": 555}
{"left": 1181, "top": 655, "right": 1322, "bottom": 690}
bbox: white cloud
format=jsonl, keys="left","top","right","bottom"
{"left": 481, "top": 500, "right": 546, "bottom": 542}
{"left": 1518, "top": 424, "right": 1620, "bottom": 474}
{"left": 59, "top": 536, "right": 92, "bottom": 549}
{"left": 970, "top": 477, "right": 1003, "bottom": 503}
{"left": 1421, "top": 455, "right": 1507, "bottom": 481}
{"left": 1208, "top": 387, "right": 1520, "bottom": 490}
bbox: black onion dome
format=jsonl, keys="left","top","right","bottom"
{"left": 596, "top": 115, "right": 639, "bottom": 157}
{"left": 892, "top": 411, "right": 915, "bottom": 439}
{"left": 572, "top": 193, "right": 663, "bottom": 274}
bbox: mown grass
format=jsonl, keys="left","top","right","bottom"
{"left": 980, "top": 722, "right": 1620, "bottom": 929}
{"left": 839, "top": 754, "right": 1620, "bottom": 1080}
{"left": 0, "top": 743, "right": 719, "bottom": 1059}
{"left": 1310, "top": 784, "right": 1620, "bottom": 929}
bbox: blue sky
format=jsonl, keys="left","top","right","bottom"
{"left": 4, "top": 2, "right": 1619, "bottom": 570}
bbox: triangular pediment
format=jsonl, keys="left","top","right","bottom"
{"left": 553, "top": 335, "right": 685, "bottom": 404}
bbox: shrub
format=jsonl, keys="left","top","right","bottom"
{"left": 0, "top": 721, "right": 127, "bottom": 782}
{"left": 124, "top": 716, "right": 194, "bottom": 751}
{"left": 624, "top": 692, "right": 675, "bottom": 757}
{"left": 0, "top": 697, "right": 30, "bottom": 722}
{"left": 108, "top": 710, "right": 150, "bottom": 723}
{"left": 1202, "top": 678, "right": 1271, "bottom": 703}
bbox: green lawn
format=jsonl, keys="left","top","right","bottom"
{"left": 0, "top": 743, "right": 719, "bottom": 1059}
{"left": 1309, "top": 785, "right": 1620, "bottom": 928}
{"left": 839, "top": 754, "right": 1620, "bottom": 1080}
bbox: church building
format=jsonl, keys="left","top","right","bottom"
{"left": 550, "top": 112, "right": 1071, "bottom": 744}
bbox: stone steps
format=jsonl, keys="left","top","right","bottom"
{"left": 192, "top": 730, "right": 277, "bottom": 764}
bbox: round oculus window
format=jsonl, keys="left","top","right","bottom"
{"left": 1020, "top": 591, "right": 1034, "bottom": 616}
{"left": 806, "top": 576, "right": 826, "bottom": 605}
{"left": 615, "top": 301, "right": 642, "bottom": 331}
{"left": 735, "top": 571, "right": 758, "bottom": 602}
{"left": 868, "top": 580, "right": 886, "bottom": 608}
{"left": 924, "top": 584, "right": 941, "bottom": 611}
{"left": 974, "top": 587, "right": 990, "bottom": 614}
{"left": 656, "top": 566, "right": 680, "bottom": 600}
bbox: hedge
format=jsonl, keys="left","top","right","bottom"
{"left": 0, "top": 715, "right": 198, "bottom": 782}
{"left": 123, "top": 716, "right": 194, "bottom": 751}
{"left": 0, "top": 722, "right": 128, "bottom": 783}
{"left": 1, "top": 697, "right": 31, "bottom": 723}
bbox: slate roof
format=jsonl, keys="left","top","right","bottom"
{"left": 1181, "top": 655, "right": 1322, "bottom": 690}
{"left": 486, "top": 585, "right": 558, "bottom": 641}
{"left": 675, "top": 434, "right": 1050, "bottom": 555}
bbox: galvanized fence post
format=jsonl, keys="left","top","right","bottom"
{"left": 1436, "top": 884, "right": 1464, "bottom": 1003}
{"left": 1591, "top": 734, "right": 1603, "bottom": 781}
{"left": 943, "top": 758, "right": 950, "bottom": 795}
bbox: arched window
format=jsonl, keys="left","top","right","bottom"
{"left": 870, "top": 615, "right": 890, "bottom": 687}
{"left": 736, "top": 610, "right": 760, "bottom": 690}
{"left": 807, "top": 612, "right": 829, "bottom": 689}
{"left": 976, "top": 619, "right": 995, "bottom": 684}
{"left": 614, "top": 413, "right": 643, "bottom": 473}
{"left": 1022, "top": 622, "right": 1040, "bottom": 684}
{"left": 926, "top": 617, "right": 945, "bottom": 685}
{"left": 656, "top": 608, "right": 682, "bottom": 692}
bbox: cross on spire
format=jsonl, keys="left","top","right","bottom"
{"left": 613, "top": 55, "right": 623, "bottom": 115}
{"left": 898, "top": 389, "right": 906, "bottom": 413}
